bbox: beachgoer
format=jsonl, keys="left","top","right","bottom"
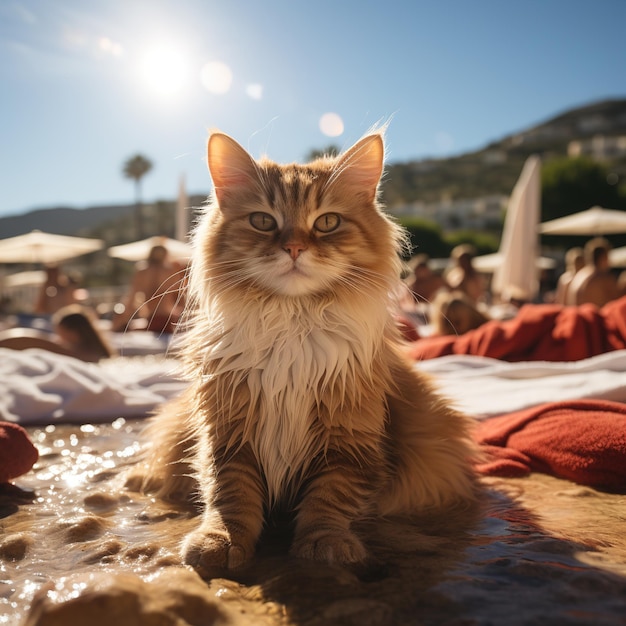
{"left": 430, "top": 290, "right": 490, "bottom": 336}
{"left": 567, "top": 237, "right": 620, "bottom": 307}
{"left": 405, "top": 254, "right": 449, "bottom": 304}
{"left": 34, "top": 265, "right": 77, "bottom": 315}
{"left": 444, "top": 244, "right": 487, "bottom": 304}
{"left": 112, "top": 244, "right": 185, "bottom": 334}
{"left": 0, "top": 304, "right": 116, "bottom": 362}
{"left": 554, "top": 247, "right": 584, "bottom": 305}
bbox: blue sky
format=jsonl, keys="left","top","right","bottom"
{"left": 1, "top": 0, "right": 625, "bottom": 219}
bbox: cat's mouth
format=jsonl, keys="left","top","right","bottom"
{"left": 286, "top": 265, "right": 307, "bottom": 276}
{"left": 282, "top": 259, "right": 309, "bottom": 278}
{"left": 271, "top": 261, "right": 323, "bottom": 296}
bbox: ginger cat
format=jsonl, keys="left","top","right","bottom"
{"left": 135, "top": 130, "right": 477, "bottom": 571}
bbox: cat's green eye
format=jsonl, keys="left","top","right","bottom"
{"left": 249, "top": 212, "right": 277, "bottom": 231}
{"left": 314, "top": 213, "right": 341, "bottom": 233}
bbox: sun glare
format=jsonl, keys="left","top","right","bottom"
{"left": 139, "top": 44, "right": 189, "bottom": 98}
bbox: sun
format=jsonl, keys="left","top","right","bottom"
{"left": 138, "top": 44, "right": 189, "bottom": 98}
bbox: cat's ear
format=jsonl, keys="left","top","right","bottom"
{"left": 333, "top": 133, "right": 385, "bottom": 202}
{"left": 207, "top": 133, "right": 260, "bottom": 204}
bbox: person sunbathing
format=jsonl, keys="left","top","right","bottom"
{"left": 554, "top": 246, "right": 584, "bottom": 305}
{"left": 112, "top": 244, "right": 185, "bottom": 334}
{"left": 405, "top": 254, "right": 449, "bottom": 304}
{"left": 567, "top": 237, "right": 620, "bottom": 307}
{"left": 444, "top": 244, "right": 487, "bottom": 304}
{"left": 0, "top": 305, "right": 116, "bottom": 362}
{"left": 430, "top": 290, "right": 491, "bottom": 336}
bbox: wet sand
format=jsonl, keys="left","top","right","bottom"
{"left": 2, "top": 419, "right": 626, "bottom": 625}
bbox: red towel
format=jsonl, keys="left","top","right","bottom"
{"left": 0, "top": 422, "right": 39, "bottom": 483}
{"left": 406, "top": 296, "right": 626, "bottom": 362}
{"left": 474, "top": 400, "right": 626, "bottom": 491}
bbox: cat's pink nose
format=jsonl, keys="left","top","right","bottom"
{"left": 283, "top": 242, "right": 307, "bottom": 260}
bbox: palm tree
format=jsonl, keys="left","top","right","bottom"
{"left": 123, "top": 154, "right": 153, "bottom": 238}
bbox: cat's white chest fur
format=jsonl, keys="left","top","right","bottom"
{"left": 248, "top": 326, "right": 352, "bottom": 502}
{"left": 207, "top": 300, "right": 384, "bottom": 503}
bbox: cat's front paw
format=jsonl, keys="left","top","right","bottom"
{"left": 182, "top": 529, "right": 250, "bottom": 573}
{"left": 291, "top": 528, "right": 367, "bottom": 564}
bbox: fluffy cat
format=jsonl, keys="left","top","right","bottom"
{"left": 135, "top": 130, "right": 478, "bottom": 571}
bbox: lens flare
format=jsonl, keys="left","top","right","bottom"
{"left": 246, "top": 83, "right": 263, "bottom": 100}
{"left": 201, "top": 61, "right": 233, "bottom": 94}
{"left": 319, "top": 112, "right": 344, "bottom": 137}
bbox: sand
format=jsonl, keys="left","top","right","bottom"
{"left": 2, "top": 419, "right": 626, "bottom": 626}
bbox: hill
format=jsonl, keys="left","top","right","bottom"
{"left": 0, "top": 196, "right": 208, "bottom": 246}
{"left": 1, "top": 97, "right": 625, "bottom": 240}
{"left": 383, "top": 97, "right": 626, "bottom": 207}
{"left": 0, "top": 204, "right": 137, "bottom": 240}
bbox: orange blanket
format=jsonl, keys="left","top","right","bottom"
{"left": 474, "top": 400, "right": 626, "bottom": 491}
{"left": 407, "top": 296, "right": 626, "bottom": 362}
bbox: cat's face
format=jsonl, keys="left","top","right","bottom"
{"left": 195, "top": 132, "right": 403, "bottom": 299}
{"left": 231, "top": 196, "right": 359, "bottom": 297}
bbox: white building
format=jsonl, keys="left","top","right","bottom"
{"left": 391, "top": 194, "right": 507, "bottom": 231}
{"left": 568, "top": 135, "right": 626, "bottom": 160}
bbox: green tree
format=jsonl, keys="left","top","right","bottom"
{"left": 541, "top": 156, "right": 625, "bottom": 223}
{"left": 444, "top": 230, "right": 500, "bottom": 256}
{"left": 398, "top": 217, "right": 451, "bottom": 259}
{"left": 123, "top": 154, "right": 153, "bottom": 238}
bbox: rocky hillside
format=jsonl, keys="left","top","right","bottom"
{"left": 383, "top": 97, "right": 626, "bottom": 207}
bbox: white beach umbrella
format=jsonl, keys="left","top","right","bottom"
{"left": 0, "top": 230, "right": 103, "bottom": 264}
{"left": 609, "top": 246, "right": 626, "bottom": 267}
{"left": 539, "top": 206, "right": 626, "bottom": 236}
{"left": 1, "top": 270, "right": 47, "bottom": 287}
{"left": 491, "top": 155, "right": 542, "bottom": 301}
{"left": 108, "top": 235, "right": 193, "bottom": 263}
{"left": 474, "top": 252, "right": 555, "bottom": 273}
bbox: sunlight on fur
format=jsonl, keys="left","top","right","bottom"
{"left": 127, "top": 129, "right": 479, "bottom": 573}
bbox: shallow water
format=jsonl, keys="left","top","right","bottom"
{"left": 2, "top": 420, "right": 626, "bottom": 625}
